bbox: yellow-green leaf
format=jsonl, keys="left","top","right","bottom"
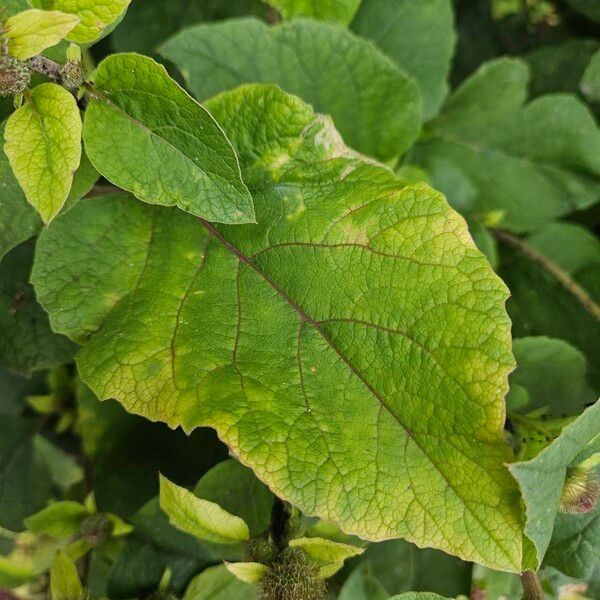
{"left": 159, "top": 475, "right": 250, "bottom": 544}
{"left": 4, "top": 83, "right": 82, "bottom": 223}
{"left": 50, "top": 550, "right": 84, "bottom": 600}
{"left": 226, "top": 562, "right": 270, "bottom": 584}
{"left": 5, "top": 9, "right": 79, "bottom": 59}
{"left": 35, "top": 0, "right": 132, "bottom": 44}
{"left": 289, "top": 537, "right": 364, "bottom": 563}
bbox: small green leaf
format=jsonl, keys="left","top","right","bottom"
{"left": 264, "top": 0, "right": 361, "bottom": 23}
{"left": 226, "top": 562, "right": 270, "bottom": 584}
{"left": 339, "top": 563, "right": 388, "bottom": 600}
{"left": 83, "top": 53, "right": 254, "bottom": 223}
{"left": 581, "top": 49, "right": 600, "bottom": 103}
{"left": 159, "top": 475, "right": 250, "bottom": 544}
{"left": 50, "top": 550, "right": 85, "bottom": 600}
{"left": 4, "top": 83, "right": 82, "bottom": 223}
{"left": 32, "top": 0, "right": 132, "bottom": 44}
{"left": 183, "top": 564, "right": 257, "bottom": 600}
{"left": 289, "top": 537, "right": 364, "bottom": 563}
{"left": 25, "top": 501, "right": 88, "bottom": 538}
{"left": 4, "top": 9, "right": 79, "bottom": 59}
{"left": 194, "top": 459, "right": 273, "bottom": 537}
{"left": 509, "top": 400, "right": 600, "bottom": 568}
{"left": 160, "top": 18, "right": 422, "bottom": 161}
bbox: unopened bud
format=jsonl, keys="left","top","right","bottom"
{"left": 59, "top": 59, "right": 84, "bottom": 89}
{"left": 0, "top": 53, "right": 30, "bottom": 97}
{"left": 559, "top": 466, "right": 599, "bottom": 515}
{"left": 79, "top": 512, "right": 113, "bottom": 545}
{"left": 245, "top": 535, "right": 278, "bottom": 565}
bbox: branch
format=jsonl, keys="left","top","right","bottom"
{"left": 491, "top": 228, "right": 600, "bottom": 323}
{"left": 521, "top": 571, "right": 544, "bottom": 600}
{"left": 270, "top": 497, "right": 291, "bottom": 551}
{"left": 28, "top": 56, "right": 62, "bottom": 83}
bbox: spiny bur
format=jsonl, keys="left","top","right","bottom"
{"left": 559, "top": 466, "right": 600, "bottom": 514}
{"left": 245, "top": 535, "right": 279, "bottom": 565}
{"left": 0, "top": 53, "right": 30, "bottom": 97}
{"left": 260, "top": 549, "right": 326, "bottom": 600}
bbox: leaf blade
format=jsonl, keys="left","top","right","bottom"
{"left": 159, "top": 475, "right": 250, "bottom": 544}
{"left": 34, "top": 85, "right": 521, "bottom": 570}
{"left": 4, "top": 83, "right": 82, "bottom": 223}
{"left": 83, "top": 54, "right": 255, "bottom": 224}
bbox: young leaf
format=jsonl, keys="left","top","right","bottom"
{"left": 264, "top": 0, "right": 361, "bottom": 23}
{"left": 160, "top": 18, "right": 421, "bottom": 161}
{"left": 25, "top": 501, "right": 88, "bottom": 538}
{"left": 183, "top": 564, "right": 257, "bottom": 600}
{"left": 339, "top": 563, "right": 388, "bottom": 600}
{"left": 159, "top": 475, "right": 250, "bottom": 544}
{"left": 509, "top": 400, "right": 600, "bottom": 569}
{"left": 33, "top": 85, "right": 521, "bottom": 571}
{"left": 408, "top": 58, "right": 600, "bottom": 232}
{"left": 4, "top": 83, "right": 82, "bottom": 223}
{"left": 31, "top": 0, "right": 132, "bottom": 44}
{"left": 581, "top": 49, "right": 600, "bottom": 104}
{"left": 194, "top": 459, "right": 273, "bottom": 537}
{"left": 288, "top": 537, "right": 364, "bottom": 563}
{"left": 83, "top": 53, "right": 254, "bottom": 224}
{"left": 352, "top": 0, "right": 456, "bottom": 118}
{"left": 226, "top": 562, "right": 270, "bottom": 584}
{"left": 50, "top": 550, "right": 84, "bottom": 600}
{"left": 4, "top": 9, "right": 79, "bottom": 59}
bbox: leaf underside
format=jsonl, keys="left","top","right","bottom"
{"left": 33, "top": 84, "right": 521, "bottom": 570}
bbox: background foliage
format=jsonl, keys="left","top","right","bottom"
{"left": 0, "top": 1, "right": 599, "bottom": 599}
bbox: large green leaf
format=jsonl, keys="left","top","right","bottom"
{"left": 499, "top": 227, "right": 600, "bottom": 388}
{"left": 565, "top": 0, "right": 600, "bottom": 21}
{"left": 160, "top": 18, "right": 421, "bottom": 161}
{"left": 352, "top": 0, "right": 456, "bottom": 119}
{"left": 111, "top": 0, "right": 264, "bottom": 55}
{"left": 33, "top": 84, "right": 521, "bottom": 570}
{"left": 265, "top": 0, "right": 361, "bottom": 23}
{"left": 1, "top": 242, "right": 76, "bottom": 375}
{"left": 4, "top": 83, "right": 82, "bottom": 223}
{"left": 83, "top": 53, "right": 254, "bottom": 224}
{"left": 408, "top": 57, "right": 600, "bottom": 232}
{"left": 509, "top": 400, "right": 600, "bottom": 568}
{"left": 0, "top": 416, "right": 52, "bottom": 531}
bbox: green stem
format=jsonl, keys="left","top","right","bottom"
{"left": 491, "top": 228, "right": 600, "bottom": 323}
{"left": 521, "top": 570, "right": 544, "bottom": 600}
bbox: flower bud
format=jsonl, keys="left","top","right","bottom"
{"left": 245, "top": 535, "right": 278, "bottom": 565}
{"left": 59, "top": 59, "right": 84, "bottom": 90}
{"left": 0, "top": 53, "right": 30, "bottom": 97}
{"left": 79, "top": 512, "right": 113, "bottom": 545}
{"left": 559, "top": 466, "right": 600, "bottom": 515}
